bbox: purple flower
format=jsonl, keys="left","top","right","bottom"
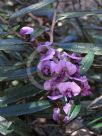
{"left": 71, "top": 76, "right": 90, "bottom": 96}
{"left": 81, "top": 77, "right": 90, "bottom": 96}
{"left": 57, "top": 82, "right": 81, "bottom": 97}
{"left": 53, "top": 108, "right": 60, "bottom": 121}
{"left": 20, "top": 26, "right": 34, "bottom": 36}
{"left": 48, "top": 94, "right": 63, "bottom": 100}
{"left": 63, "top": 103, "right": 71, "bottom": 115}
{"left": 54, "top": 60, "right": 77, "bottom": 82}
{"left": 38, "top": 60, "right": 56, "bottom": 76}
{"left": 44, "top": 79, "right": 63, "bottom": 100}
{"left": 55, "top": 60, "right": 77, "bottom": 76}
{"left": 37, "top": 41, "right": 52, "bottom": 52}
{"left": 63, "top": 116, "right": 70, "bottom": 124}
{"left": 67, "top": 53, "right": 82, "bottom": 61}
{"left": 53, "top": 103, "right": 72, "bottom": 123}
{"left": 40, "top": 48, "right": 55, "bottom": 61}
{"left": 44, "top": 79, "right": 52, "bottom": 91}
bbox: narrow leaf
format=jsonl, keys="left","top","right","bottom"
{"left": 0, "top": 100, "right": 51, "bottom": 116}
{"left": 0, "top": 39, "right": 29, "bottom": 51}
{"left": 57, "top": 42, "right": 102, "bottom": 55}
{"left": 80, "top": 51, "right": 94, "bottom": 75}
{"left": 1, "top": 84, "right": 43, "bottom": 104}
{"left": 10, "top": 0, "right": 55, "bottom": 18}
{"left": 92, "top": 123, "right": 102, "bottom": 129}
{"left": 58, "top": 10, "right": 102, "bottom": 21}
{"left": 89, "top": 95, "right": 102, "bottom": 109}
{"left": 0, "top": 67, "right": 37, "bottom": 81}
{"left": 69, "top": 104, "right": 81, "bottom": 120}
{"left": 0, "top": 39, "right": 26, "bottom": 45}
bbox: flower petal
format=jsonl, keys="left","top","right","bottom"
{"left": 41, "top": 48, "right": 55, "bottom": 61}
{"left": 53, "top": 108, "right": 60, "bottom": 121}
{"left": 20, "top": 26, "right": 34, "bottom": 36}
{"left": 63, "top": 103, "right": 71, "bottom": 115}
{"left": 48, "top": 95, "right": 63, "bottom": 100}
{"left": 66, "top": 62, "right": 77, "bottom": 75}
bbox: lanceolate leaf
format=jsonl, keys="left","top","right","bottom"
{"left": 0, "top": 100, "right": 51, "bottom": 116}
{"left": 69, "top": 104, "right": 81, "bottom": 120}
{"left": 80, "top": 51, "right": 94, "bottom": 75}
{"left": 87, "top": 117, "right": 102, "bottom": 126}
{"left": 89, "top": 95, "right": 102, "bottom": 109}
{"left": 0, "top": 39, "right": 29, "bottom": 51}
{"left": 87, "top": 117, "right": 102, "bottom": 129}
{"left": 57, "top": 42, "right": 102, "bottom": 55}
{"left": 57, "top": 9, "right": 102, "bottom": 21}
{"left": 10, "top": 0, "right": 55, "bottom": 18}
{"left": 0, "top": 39, "right": 27, "bottom": 45}
{"left": 92, "top": 123, "right": 102, "bottom": 129}
{"left": 0, "top": 67, "right": 37, "bottom": 81}
{"left": 1, "top": 84, "right": 43, "bottom": 104}
{"left": 0, "top": 116, "right": 12, "bottom": 135}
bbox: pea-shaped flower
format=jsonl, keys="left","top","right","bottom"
{"left": 57, "top": 81, "right": 81, "bottom": 97}
{"left": 20, "top": 26, "right": 34, "bottom": 36}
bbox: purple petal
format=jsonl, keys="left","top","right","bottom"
{"left": 38, "top": 60, "right": 56, "bottom": 75}
{"left": 81, "top": 78, "right": 90, "bottom": 96}
{"left": 53, "top": 108, "right": 60, "bottom": 121}
{"left": 63, "top": 116, "right": 70, "bottom": 124}
{"left": 45, "top": 41, "right": 52, "bottom": 46}
{"left": 41, "top": 48, "right": 55, "bottom": 61}
{"left": 67, "top": 53, "right": 82, "bottom": 61}
{"left": 44, "top": 80, "right": 52, "bottom": 90}
{"left": 57, "top": 82, "right": 81, "bottom": 97}
{"left": 37, "top": 42, "right": 52, "bottom": 52}
{"left": 20, "top": 26, "right": 34, "bottom": 36}
{"left": 81, "top": 89, "right": 90, "bottom": 96}
{"left": 70, "top": 82, "right": 81, "bottom": 96}
{"left": 66, "top": 62, "right": 77, "bottom": 75}
{"left": 63, "top": 103, "right": 71, "bottom": 115}
{"left": 55, "top": 60, "right": 66, "bottom": 74}
{"left": 48, "top": 95, "right": 63, "bottom": 100}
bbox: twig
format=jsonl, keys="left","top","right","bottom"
{"left": 50, "top": 1, "right": 59, "bottom": 43}
{"left": 28, "top": 13, "right": 43, "bottom": 25}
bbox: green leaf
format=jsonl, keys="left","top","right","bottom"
{"left": 0, "top": 39, "right": 29, "bottom": 51}
{"left": 92, "top": 123, "right": 102, "bottom": 129}
{"left": 0, "top": 39, "right": 26, "bottom": 45}
{"left": 89, "top": 95, "right": 102, "bottom": 109}
{"left": 10, "top": 0, "right": 55, "bottom": 19}
{"left": 80, "top": 51, "right": 94, "bottom": 75}
{"left": 1, "top": 84, "right": 43, "bottom": 104}
{"left": 0, "top": 100, "right": 51, "bottom": 116}
{"left": 0, "top": 67, "right": 37, "bottom": 81}
{"left": 0, "top": 116, "right": 13, "bottom": 135}
{"left": 57, "top": 10, "right": 102, "bottom": 21}
{"left": 57, "top": 42, "right": 102, "bottom": 55}
{"left": 69, "top": 104, "right": 81, "bottom": 120}
{"left": 87, "top": 117, "right": 102, "bottom": 129}
{"left": 87, "top": 117, "right": 102, "bottom": 126}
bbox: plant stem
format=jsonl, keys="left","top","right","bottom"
{"left": 50, "top": 1, "right": 59, "bottom": 43}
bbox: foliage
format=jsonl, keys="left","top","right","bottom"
{"left": 0, "top": 0, "right": 102, "bottom": 135}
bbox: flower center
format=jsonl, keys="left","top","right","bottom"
{"left": 65, "top": 88, "right": 73, "bottom": 97}
{"left": 43, "top": 66, "right": 50, "bottom": 76}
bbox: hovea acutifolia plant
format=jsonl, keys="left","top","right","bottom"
{"left": 0, "top": 0, "right": 102, "bottom": 135}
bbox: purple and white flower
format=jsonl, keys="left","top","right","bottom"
{"left": 20, "top": 26, "right": 34, "bottom": 36}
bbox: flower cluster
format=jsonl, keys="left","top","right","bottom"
{"left": 20, "top": 26, "right": 91, "bottom": 124}
{"left": 37, "top": 41, "right": 90, "bottom": 123}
